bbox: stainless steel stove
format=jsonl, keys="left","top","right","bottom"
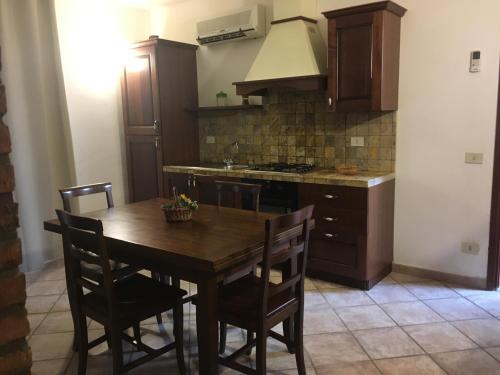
{"left": 249, "top": 163, "right": 315, "bottom": 174}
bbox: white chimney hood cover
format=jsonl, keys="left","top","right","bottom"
{"left": 244, "top": 3, "right": 326, "bottom": 82}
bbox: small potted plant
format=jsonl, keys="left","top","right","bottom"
{"left": 161, "top": 187, "right": 198, "bottom": 222}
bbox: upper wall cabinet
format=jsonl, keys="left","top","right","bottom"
{"left": 323, "top": 1, "right": 406, "bottom": 112}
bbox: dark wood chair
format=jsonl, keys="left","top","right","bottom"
{"left": 56, "top": 209, "right": 187, "bottom": 375}
{"left": 214, "top": 180, "right": 262, "bottom": 354}
{"left": 216, "top": 205, "right": 314, "bottom": 375}
{"left": 216, "top": 180, "right": 261, "bottom": 211}
{"left": 59, "top": 182, "right": 145, "bottom": 349}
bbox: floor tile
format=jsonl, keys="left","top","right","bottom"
{"left": 51, "top": 294, "right": 71, "bottom": 312}
{"left": 34, "top": 311, "right": 75, "bottom": 334}
{"left": 336, "top": 305, "right": 395, "bottom": 331}
{"left": 452, "top": 318, "right": 500, "bottom": 347}
{"left": 403, "top": 322, "right": 477, "bottom": 353}
{"left": 26, "top": 295, "right": 60, "bottom": 314}
{"left": 380, "top": 301, "right": 443, "bottom": 326}
{"left": 250, "top": 336, "right": 312, "bottom": 372}
{"left": 29, "top": 332, "right": 74, "bottom": 361}
{"left": 366, "top": 284, "right": 417, "bottom": 304}
{"left": 486, "top": 346, "right": 500, "bottom": 361}
{"left": 374, "top": 355, "right": 445, "bottom": 375}
{"left": 31, "top": 358, "right": 70, "bottom": 375}
{"left": 322, "top": 288, "right": 374, "bottom": 309}
{"left": 304, "top": 290, "right": 329, "bottom": 310}
{"left": 432, "top": 349, "right": 500, "bottom": 375}
{"left": 315, "top": 360, "right": 380, "bottom": 374}
{"left": 304, "top": 333, "right": 369, "bottom": 367}
{"left": 36, "top": 265, "right": 66, "bottom": 282}
{"left": 425, "top": 297, "right": 491, "bottom": 321}
{"left": 28, "top": 314, "right": 47, "bottom": 337}
{"left": 468, "top": 293, "right": 500, "bottom": 316}
{"left": 65, "top": 353, "right": 115, "bottom": 375}
{"left": 303, "top": 308, "right": 347, "bottom": 335}
{"left": 403, "top": 281, "right": 459, "bottom": 300}
{"left": 447, "top": 284, "right": 495, "bottom": 297}
{"left": 27, "top": 280, "right": 66, "bottom": 297}
{"left": 270, "top": 368, "right": 316, "bottom": 375}
{"left": 353, "top": 327, "right": 423, "bottom": 360}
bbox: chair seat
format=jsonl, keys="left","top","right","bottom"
{"left": 217, "top": 274, "right": 297, "bottom": 330}
{"left": 83, "top": 273, "right": 187, "bottom": 328}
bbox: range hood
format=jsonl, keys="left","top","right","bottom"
{"left": 234, "top": 0, "right": 327, "bottom": 96}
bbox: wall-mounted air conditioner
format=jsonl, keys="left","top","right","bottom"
{"left": 196, "top": 5, "right": 266, "bottom": 46}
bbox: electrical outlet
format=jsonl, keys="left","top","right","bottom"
{"left": 351, "top": 136, "right": 365, "bottom": 147}
{"left": 206, "top": 136, "right": 215, "bottom": 144}
{"left": 461, "top": 241, "right": 480, "bottom": 255}
{"left": 465, "top": 152, "right": 483, "bottom": 164}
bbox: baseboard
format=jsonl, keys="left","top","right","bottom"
{"left": 392, "top": 263, "right": 487, "bottom": 290}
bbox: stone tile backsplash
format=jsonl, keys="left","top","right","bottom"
{"left": 198, "top": 89, "right": 396, "bottom": 172}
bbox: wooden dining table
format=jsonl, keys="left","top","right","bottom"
{"left": 43, "top": 198, "right": 300, "bottom": 375}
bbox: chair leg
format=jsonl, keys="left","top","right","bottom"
{"left": 151, "top": 271, "right": 164, "bottom": 324}
{"left": 75, "top": 315, "right": 88, "bottom": 375}
{"left": 294, "top": 311, "right": 306, "bottom": 375}
{"left": 132, "top": 323, "right": 142, "bottom": 345}
{"left": 104, "top": 327, "right": 112, "bottom": 350}
{"left": 219, "top": 323, "right": 227, "bottom": 354}
{"left": 283, "top": 318, "right": 295, "bottom": 354}
{"left": 255, "top": 330, "right": 267, "bottom": 375}
{"left": 111, "top": 328, "right": 124, "bottom": 375}
{"left": 245, "top": 330, "right": 254, "bottom": 355}
{"left": 173, "top": 301, "right": 186, "bottom": 375}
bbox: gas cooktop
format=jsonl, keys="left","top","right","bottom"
{"left": 249, "top": 163, "right": 315, "bottom": 174}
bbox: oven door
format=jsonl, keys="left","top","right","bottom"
{"left": 242, "top": 179, "right": 298, "bottom": 214}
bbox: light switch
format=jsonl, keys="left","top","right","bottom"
{"left": 351, "top": 137, "right": 365, "bottom": 147}
{"left": 206, "top": 136, "right": 215, "bottom": 144}
{"left": 465, "top": 152, "right": 483, "bottom": 164}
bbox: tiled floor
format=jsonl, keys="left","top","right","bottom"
{"left": 27, "top": 260, "right": 500, "bottom": 374}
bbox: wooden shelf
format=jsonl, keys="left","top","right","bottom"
{"left": 192, "top": 105, "right": 263, "bottom": 113}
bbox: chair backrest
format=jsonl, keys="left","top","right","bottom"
{"left": 55, "top": 209, "right": 117, "bottom": 318}
{"left": 215, "top": 181, "right": 262, "bottom": 211}
{"left": 259, "top": 205, "right": 314, "bottom": 318}
{"left": 59, "top": 182, "right": 114, "bottom": 213}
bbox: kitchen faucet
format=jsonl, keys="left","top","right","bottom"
{"left": 223, "top": 140, "right": 239, "bottom": 168}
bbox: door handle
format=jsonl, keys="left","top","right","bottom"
{"left": 153, "top": 120, "right": 160, "bottom": 133}
{"left": 324, "top": 194, "right": 339, "bottom": 199}
{"left": 323, "top": 217, "right": 339, "bottom": 222}
{"left": 187, "top": 176, "right": 191, "bottom": 188}
{"left": 154, "top": 137, "right": 160, "bottom": 148}
{"left": 192, "top": 175, "right": 196, "bottom": 187}
{"left": 328, "top": 97, "right": 332, "bottom": 106}
{"left": 324, "top": 233, "right": 338, "bottom": 238}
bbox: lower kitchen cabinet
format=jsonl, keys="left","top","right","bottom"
{"left": 165, "top": 172, "right": 239, "bottom": 206}
{"left": 299, "top": 180, "right": 395, "bottom": 290}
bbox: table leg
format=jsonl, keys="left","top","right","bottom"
{"left": 197, "top": 276, "right": 219, "bottom": 375}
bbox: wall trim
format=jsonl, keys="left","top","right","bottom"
{"left": 392, "top": 263, "right": 487, "bottom": 290}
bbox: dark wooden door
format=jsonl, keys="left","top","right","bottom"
{"left": 126, "top": 135, "right": 163, "bottom": 202}
{"left": 121, "top": 46, "right": 161, "bottom": 136}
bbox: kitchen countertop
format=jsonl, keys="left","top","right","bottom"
{"left": 163, "top": 164, "right": 394, "bottom": 188}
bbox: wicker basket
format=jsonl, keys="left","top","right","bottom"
{"left": 162, "top": 206, "right": 193, "bottom": 222}
{"left": 336, "top": 163, "right": 359, "bottom": 175}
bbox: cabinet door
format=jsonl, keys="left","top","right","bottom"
{"left": 126, "top": 136, "right": 162, "bottom": 202}
{"left": 121, "top": 46, "right": 161, "bottom": 136}
{"left": 328, "top": 13, "right": 374, "bottom": 111}
{"left": 166, "top": 172, "right": 192, "bottom": 198}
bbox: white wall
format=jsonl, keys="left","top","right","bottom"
{"left": 150, "top": 0, "right": 274, "bottom": 106}
{"left": 156, "top": 0, "right": 500, "bottom": 279}
{"left": 53, "top": 0, "right": 151, "bottom": 212}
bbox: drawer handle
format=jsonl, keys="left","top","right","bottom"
{"left": 324, "top": 194, "right": 339, "bottom": 199}
{"left": 323, "top": 217, "right": 339, "bottom": 222}
{"left": 324, "top": 233, "right": 338, "bottom": 238}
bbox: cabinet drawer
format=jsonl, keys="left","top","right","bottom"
{"left": 314, "top": 208, "right": 367, "bottom": 234}
{"left": 300, "top": 183, "right": 367, "bottom": 211}
{"left": 308, "top": 238, "right": 358, "bottom": 268}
